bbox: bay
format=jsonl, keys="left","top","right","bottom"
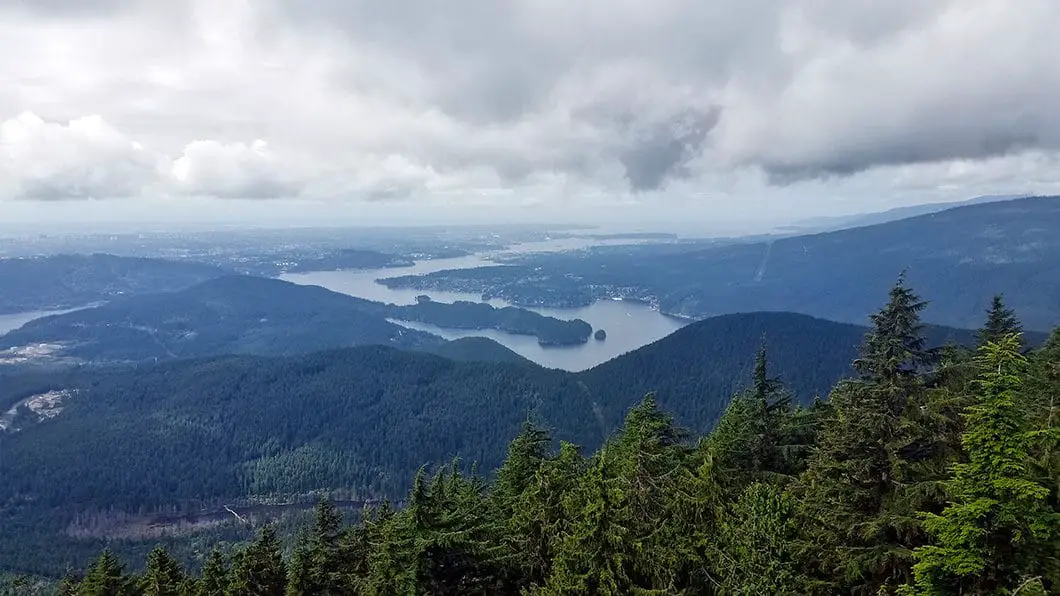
{"left": 281, "top": 238, "right": 689, "bottom": 371}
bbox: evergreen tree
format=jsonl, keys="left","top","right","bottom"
{"left": 854, "top": 272, "right": 932, "bottom": 386}
{"left": 287, "top": 498, "right": 345, "bottom": 595}
{"left": 1026, "top": 329, "right": 1060, "bottom": 512}
{"left": 492, "top": 420, "right": 552, "bottom": 516}
{"left": 908, "top": 334, "right": 1060, "bottom": 594}
{"left": 56, "top": 575, "right": 80, "bottom": 596}
{"left": 228, "top": 525, "right": 287, "bottom": 596}
{"left": 708, "top": 348, "right": 795, "bottom": 488}
{"left": 77, "top": 550, "right": 134, "bottom": 596}
{"left": 977, "top": 294, "right": 1023, "bottom": 348}
{"left": 542, "top": 395, "right": 689, "bottom": 594}
{"left": 796, "top": 277, "right": 935, "bottom": 594}
{"left": 196, "top": 549, "right": 229, "bottom": 596}
{"left": 714, "top": 482, "right": 801, "bottom": 595}
{"left": 139, "top": 545, "right": 186, "bottom": 596}
{"left": 508, "top": 441, "right": 585, "bottom": 588}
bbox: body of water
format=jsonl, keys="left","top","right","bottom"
{"left": 282, "top": 238, "right": 689, "bottom": 371}
{"left": 0, "top": 307, "right": 89, "bottom": 336}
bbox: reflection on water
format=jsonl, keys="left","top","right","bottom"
{"left": 282, "top": 238, "right": 689, "bottom": 371}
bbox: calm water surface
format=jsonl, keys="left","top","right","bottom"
{"left": 0, "top": 307, "right": 90, "bottom": 336}
{"left": 282, "top": 238, "right": 689, "bottom": 371}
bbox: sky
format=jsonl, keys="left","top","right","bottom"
{"left": 2, "top": 0, "right": 1060, "bottom": 231}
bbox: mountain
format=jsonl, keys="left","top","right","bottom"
{"left": 0, "top": 311, "right": 994, "bottom": 574}
{"left": 0, "top": 254, "right": 225, "bottom": 314}
{"left": 424, "top": 336, "right": 533, "bottom": 364}
{"left": 390, "top": 196, "right": 1060, "bottom": 330}
{"left": 579, "top": 311, "right": 986, "bottom": 432}
{"left": 782, "top": 194, "right": 1024, "bottom": 233}
{"left": 0, "top": 276, "right": 592, "bottom": 366}
{"left": 0, "top": 275, "right": 446, "bottom": 363}
{"left": 658, "top": 196, "right": 1060, "bottom": 330}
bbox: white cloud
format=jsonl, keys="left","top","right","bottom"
{"left": 171, "top": 139, "right": 302, "bottom": 199}
{"left": 2, "top": 0, "right": 1060, "bottom": 221}
{"left": 0, "top": 112, "right": 162, "bottom": 200}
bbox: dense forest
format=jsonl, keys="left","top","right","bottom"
{"left": 1, "top": 308, "right": 962, "bottom": 577}
{"left": 11, "top": 282, "right": 1060, "bottom": 594}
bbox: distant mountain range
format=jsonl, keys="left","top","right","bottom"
{"left": 781, "top": 194, "right": 1026, "bottom": 233}
{"left": 386, "top": 196, "right": 1060, "bottom": 331}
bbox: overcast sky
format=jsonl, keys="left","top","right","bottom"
{"left": 2, "top": 0, "right": 1059, "bottom": 231}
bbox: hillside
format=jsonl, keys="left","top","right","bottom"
{"left": 0, "top": 276, "right": 446, "bottom": 363}
{"left": 0, "top": 310, "right": 991, "bottom": 574}
{"left": 383, "top": 196, "right": 1060, "bottom": 330}
{"left": 0, "top": 254, "right": 225, "bottom": 314}
{"left": 0, "top": 276, "right": 591, "bottom": 365}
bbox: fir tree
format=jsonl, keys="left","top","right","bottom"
{"left": 228, "top": 525, "right": 287, "bottom": 596}
{"left": 854, "top": 272, "right": 931, "bottom": 387}
{"left": 909, "top": 334, "right": 1059, "bottom": 594}
{"left": 492, "top": 420, "right": 552, "bottom": 516}
{"left": 508, "top": 441, "right": 585, "bottom": 587}
{"left": 195, "top": 549, "right": 229, "bottom": 596}
{"left": 709, "top": 348, "right": 794, "bottom": 488}
{"left": 715, "top": 482, "right": 801, "bottom": 595}
{"left": 139, "top": 545, "right": 186, "bottom": 596}
{"left": 77, "top": 550, "right": 133, "bottom": 596}
{"left": 287, "top": 498, "right": 345, "bottom": 595}
{"left": 977, "top": 294, "right": 1023, "bottom": 348}
{"left": 796, "top": 277, "right": 934, "bottom": 594}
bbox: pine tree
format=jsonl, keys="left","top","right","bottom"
{"left": 977, "top": 294, "right": 1023, "bottom": 347}
{"left": 228, "top": 525, "right": 287, "bottom": 596}
{"left": 196, "top": 549, "right": 229, "bottom": 596}
{"left": 1026, "top": 328, "right": 1060, "bottom": 514}
{"left": 56, "top": 575, "right": 80, "bottom": 596}
{"left": 139, "top": 545, "right": 186, "bottom": 596}
{"left": 541, "top": 395, "right": 689, "bottom": 594}
{"left": 908, "top": 334, "right": 1060, "bottom": 594}
{"left": 492, "top": 420, "right": 552, "bottom": 516}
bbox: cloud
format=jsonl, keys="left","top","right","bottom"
{"left": 0, "top": 112, "right": 162, "bottom": 200}
{"left": 170, "top": 139, "right": 303, "bottom": 199}
{"left": 3, "top": 0, "right": 1060, "bottom": 211}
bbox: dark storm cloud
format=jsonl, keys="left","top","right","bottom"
{"left": 618, "top": 109, "right": 719, "bottom": 192}
{"left": 260, "top": 0, "right": 1060, "bottom": 193}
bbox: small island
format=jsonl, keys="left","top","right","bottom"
{"left": 594, "top": 329, "right": 607, "bottom": 341}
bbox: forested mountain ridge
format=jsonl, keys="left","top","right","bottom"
{"left": 0, "top": 276, "right": 592, "bottom": 366}
{"left": 580, "top": 311, "right": 997, "bottom": 433}
{"left": 0, "top": 275, "right": 445, "bottom": 362}
{"left": 0, "top": 254, "right": 225, "bottom": 314}
{"left": 42, "top": 286, "right": 1060, "bottom": 595}
{"left": 384, "top": 196, "right": 1060, "bottom": 330}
